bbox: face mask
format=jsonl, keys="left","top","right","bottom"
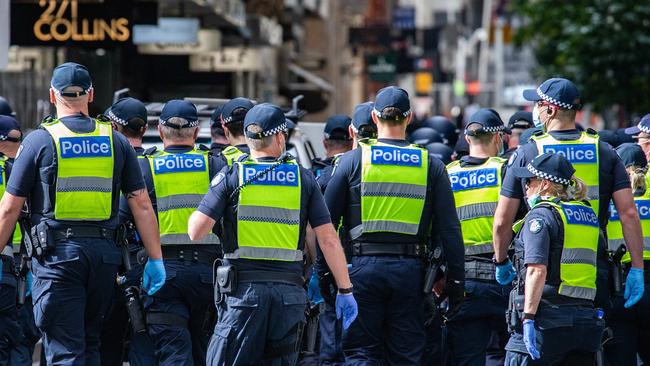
{"left": 526, "top": 182, "right": 543, "bottom": 208}
{"left": 532, "top": 105, "right": 542, "bottom": 127}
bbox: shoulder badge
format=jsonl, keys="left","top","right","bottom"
{"left": 197, "top": 144, "right": 210, "bottom": 152}
{"left": 211, "top": 172, "right": 225, "bottom": 188}
{"left": 15, "top": 145, "right": 24, "bottom": 159}
{"left": 143, "top": 146, "right": 158, "bottom": 157}
{"left": 529, "top": 218, "right": 543, "bottom": 234}
{"left": 508, "top": 152, "right": 517, "bottom": 166}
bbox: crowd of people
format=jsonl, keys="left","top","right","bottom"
{"left": 0, "top": 62, "right": 647, "bottom": 366}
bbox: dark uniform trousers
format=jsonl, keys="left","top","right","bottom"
{"left": 206, "top": 282, "right": 307, "bottom": 366}
{"left": 144, "top": 257, "right": 213, "bottom": 366}
{"left": 504, "top": 304, "right": 605, "bottom": 365}
{"left": 31, "top": 239, "right": 122, "bottom": 366}
{"left": 100, "top": 263, "right": 157, "bottom": 366}
{"left": 10, "top": 253, "right": 41, "bottom": 366}
{"left": 446, "top": 279, "right": 511, "bottom": 366}
{"left": 319, "top": 303, "right": 344, "bottom": 366}
{"left": 342, "top": 256, "right": 424, "bottom": 365}
{"left": 0, "top": 255, "right": 20, "bottom": 366}
{"left": 603, "top": 271, "right": 650, "bottom": 366}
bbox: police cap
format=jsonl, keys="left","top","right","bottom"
{"left": 244, "top": 103, "right": 287, "bottom": 139}
{"left": 523, "top": 78, "right": 582, "bottom": 110}
{"left": 221, "top": 97, "right": 254, "bottom": 125}
{"left": 0, "top": 97, "right": 15, "bottom": 117}
{"left": 513, "top": 153, "right": 575, "bottom": 186}
{"left": 0, "top": 115, "right": 22, "bottom": 142}
{"left": 465, "top": 108, "right": 510, "bottom": 136}
{"left": 615, "top": 143, "right": 647, "bottom": 169}
{"left": 51, "top": 62, "right": 93, "bottom": 97}
{"left": 107, "top": 97, "right": 147, "bottom": 127}
{"left": 508, "top": 111, "right": 533, "bottom": 130}
{"left": 374, "top": 86, "right": 410, "bottom": 119}
{"left": 324, "top": 115, "right": 352, "bottom": 141}
{"left": 159, "top": 100, "right": 199, "bottom": 128}
{"left": 625, "top": 113, "right": 650, "bottom": 137}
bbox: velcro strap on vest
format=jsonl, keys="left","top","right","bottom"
{"left": 161, "top": 246, "right": 220, "bottom": 267}
{"left": 238, "top": 270, "right": 304, "bottom": 287}
{"left": 146, "top": 312, "right": 188, "bottom": 328}
{"left": 464, "top": 259, "right": 496, "bottom": 281}
{"left": 51, "top": 226, "right": 116, "bottom": 241}
{"left": 351, "top": 242, "right": 424, "bottom": 257}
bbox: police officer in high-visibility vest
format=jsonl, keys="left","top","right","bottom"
{"left": 209, "top": 105, "right": 229, "bottom": 157}
{"left": 123, "top": 99, "right": 224, "bottom": 365}
{"left": 311, "top": 115, "right": 353, "bottom": 178}
{"left": 604, "top": 143, "right": 650, "bottom": 365}
{"left": 216, "top": 97, "right": 254, "bottom": 166}
{"left": 0, "top": 114, "right": 23, "bottom": 362}
{"left": 624, "top": 113, "right": 650, "bottom": 196}
{"left": 101, "top": 96, "right": 157, "bottom": 366}
{"left": 505, "top": 153, "right": 605, "bottom": 364}
{"left": 0, "top": 62, "right": 166, "bottom": 365}
{"left": 445, "top": 108, "right": 511, "bottom": 366}
{"left": 324, "top": 86, "right": 465, "bottom": 364}
{"left": 493, "top": 78, "right": 645, "bottom": 310}
{"left": 188, "top": 103, "right": 357, "bottom": 365}
{"left": 502, "top": 111, "right": 533, "bottom": 160}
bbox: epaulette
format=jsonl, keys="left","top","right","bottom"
{"left": 236, "top": 153, "right": 249, "bottom": 162}
{"left": 95, "top": 114, "right": 111, "bottom": 123}
{"left": 39, "top": 115, "right": 56, "bottom": 127}
{"left": 143, "top": 146, "right": 158, "bottom": 157}
{"left": 585, "top": 128, "right": 598, "bottom": 136}
{"left": 197, "top": 144, "right": 210, "bottom": 152}
{"left": 532, "top": 129, "right": 546, "bottom": 137}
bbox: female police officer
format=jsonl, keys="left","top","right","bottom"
{"left": 504, "top": 153, "right": 605, "bottom": 365}
{"left": 604, "top": 143, "right": 650, "bottom": 365}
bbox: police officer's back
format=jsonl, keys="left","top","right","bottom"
{"left": 324, "top": 86, "right": 465, "bottom": 364}
{"left": 0, "top": 62, "right": 165, "bottom": 365}
{"left": 444, "top": 108, "right": 511, "bottom": 366}
{"left": 505, "top": 153, "right": 605, "bottom": 364}
{"left": 188, "top": 103, "right": 357, "bottom": 365}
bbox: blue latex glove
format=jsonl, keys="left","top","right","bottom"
{"left": 26, "top": 271, "right": 32, "bottom": 297}
{"left": 523, "top": 319, "right": 541, "bottom": 360}
{"left": 308, "top": 271, "right": 324, "bottom": 305}
{"left": 336, "top": 293, "right": 358, "bottom": 330}
{"left": 143, "top": 258, "right": 166, "bottom": 296}
{"left": 624, "top": 268, "right": 645, "bottom": 308}
{"left": 495, "top": 259, "right": 517, "bottom": 285}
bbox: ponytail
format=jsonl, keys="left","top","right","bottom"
{"left": 627, "top": 166, "right": 647, "bottom": 195}
{"left": 566, "top": 176, "right": 588, "bottom": 202}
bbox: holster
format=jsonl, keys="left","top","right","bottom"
{"left": 214, "top": 263, "right": 237, "bottom": 305}
{"left": 506, "top": 289, "right": 524, "bottom": 334}
{"left": 29, "top": 222, "right": 55, "bottom": 259}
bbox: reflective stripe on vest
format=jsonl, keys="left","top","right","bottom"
{"left": 447, "top": 157, "right": 505, "bottom": 255}
{"left": 234, "top": 158, "right": 302, "bottom": 261}
{"left": 607, "top": 198, "right": 650, "bottom": 263}
{"left": 222, "top": 146, "right": 246, "bottom": 166}
{"left": 0, "top": 157, "right": 21, "bottom": 248}
{"left": 532, "top": 132, "right": 600, "bottom": 216}
{"left": 42, "top": 119, "right": 114, "bottom": 220}
{"left": 149, "top": 149, "right": 218, "bottom": 245}
{"left": 353, "top": 141, "right": 427, "bottom": 239}
{"left": 544, "top": 201, "right": 599, "bottom": 300}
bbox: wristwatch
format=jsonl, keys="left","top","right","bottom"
{"left": 492, "top": 255, "right": 509, "bottom": 266}
{"left": 522, "top": 312, "right": 536, "bottom": 321}
{"left": 338, "top": 286, "right": 354, "bottom": 294}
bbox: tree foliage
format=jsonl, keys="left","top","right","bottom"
{"left": 512, "top": 0, "right": 650, "bottom": 116}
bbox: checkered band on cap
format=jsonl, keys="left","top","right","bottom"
{"left": 481, "top": 124, "right": 506, "bottom": 133}
{"left": 0, "top": 135, "right": 7, "bottom": 141}
{"left": 373, "top": 108, "right": 410, "bottom": 119}
{"left": 222, "top": 114, "right": 246, "bottom": 124}
{"left": 160, "top": 118, "right": 200, "bottom": 128}
{"left": 261, "top": 121, "right": 287, "bottom": 137}
{"left": 527, "top": 163, "right": 571, "bottom": 185}
{"left": 108, "top": 110, "right": 128, "bottom": 126}
{"left": 536, "top": 88, "right": 576, "bottom": 110}
{"left": 638, "top": 122, "right": 650, "bottom": 135}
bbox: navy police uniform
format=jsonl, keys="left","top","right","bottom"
{"left": 199, "top": 103, "right": 331, "bottom": 365}
{"left": 324, "top": 87, "right": 465, "bottom": 365}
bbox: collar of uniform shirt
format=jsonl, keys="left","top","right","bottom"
{"left": 460, "top": 155, "right": 489, "bottom": 166}
{"left": 164, "top": 145, "right": 194, "bottom": 153}
{"left": 377, "top": 138, "right": 408, "bottom": 146}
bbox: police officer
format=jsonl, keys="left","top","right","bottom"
{"left": 505, "top": 153, "right": 605, "bottom": 364}
{"left": 445, "top": 108, "right": 511, "bottom": 366}
{"left": 493, "top": 78, "right": 645, "bottom": 310}
{"left": 0, "top": 115, "right": 22, "bottom": 364}
{"left": 349, "top": 102, "right": 378, "bottom": 145}
{"left": 209, "top": 105, "right": 229, "bottom": 156}
{"left": 312, "top": 114, "right": 353, "bottom": 179}
{"left": 101, "top": 96, "right": 157, "bottom": 366}
{"left": 324, "top": 86, "right": 465, "bottom": 364}
{"left": 604, "top": 143, "right": 650, "bottom": 365}
{"left": 502, "top": 111, "right": 533, "bottom": 159}
{"left": 188, "top": 103, "right": 357, "bottom": 365}
{"left": 217, "top": 97, "right": 254, "bottom": 165}
{"left": 624, "top": 113, "right": 650, "bottom": 193}
{"left": 127, "top": 99, "right": 224, "bottom": 365}
{"left": 0, "top": 97, "right": 15, "bottom": 117}
{"left": 0, "top": 62, "right": 166, "bottom": 365}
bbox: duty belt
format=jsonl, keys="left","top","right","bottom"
{"left": 162, "top": 246, "right": 219, "bottom": 267}
{"left": 351, "top": 242, "right": 424, "bottom": 257}
{"left": 52, "top": 226, "right": 116, "bottom": 241}
{"left": 238, "top": 270, "right": 304, "bottom": 287}
{"left": 465, "top": 259, "right": 496, "bottom": 282}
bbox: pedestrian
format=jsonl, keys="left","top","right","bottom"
{"left": 445, "top": 108, "right": 511, "bottom": 366}
{"left": 493, "top": 78, "right": 645, "bottom": 310}
{"left": 604, "top": 143, "right": 650, "bottom": 365}
{"left": 0, "top": 62, "right": 166, "bottom": 365}
{"left": 188, "top": 102, "right": 357, "bottom": 365}
{"left": 504, "top": 153, "right": 605, "bottom": 364}
{"left": 101, "top": 96, "right": 158, "bottom": 366}
{"left": 216, "top": 97, "right": 254, "bottom": 165}
{"left": 125, "top": 99, "right": 225, "bottom": 366}
{"left": 324, "top": 86, "right": 465, "bottom": 364}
